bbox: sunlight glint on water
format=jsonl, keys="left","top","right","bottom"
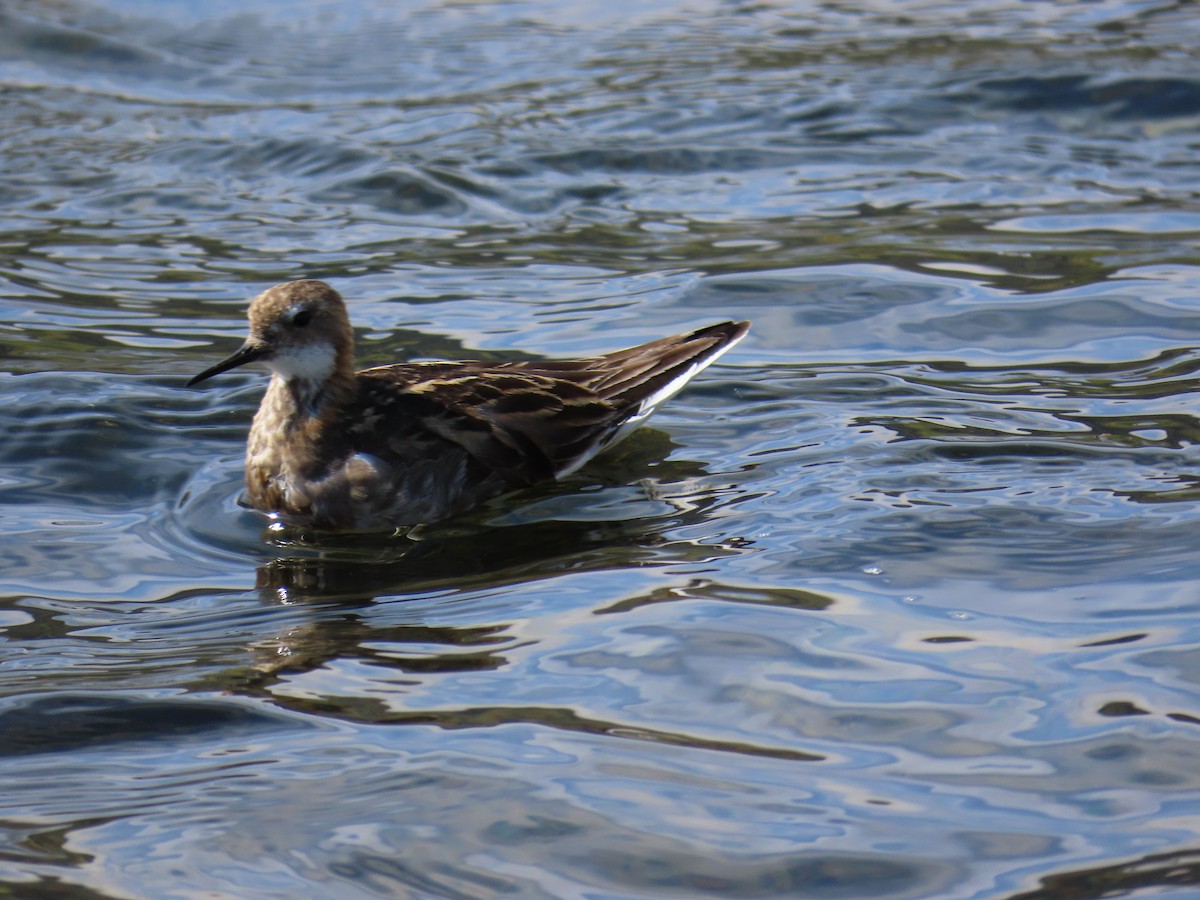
{"left": 1, "top": 1, "right": 1200, "bottom": 897}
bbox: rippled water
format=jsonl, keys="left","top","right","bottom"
{"left": 3, "top": 1, "right": 1200, "bottom": 897}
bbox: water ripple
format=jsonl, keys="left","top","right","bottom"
{"left": 3, "top": 0, "right": 1200, "bottom": 897}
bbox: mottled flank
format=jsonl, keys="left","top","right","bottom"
{"left": 188, "top": 280, "right": 749, "bottom": 530}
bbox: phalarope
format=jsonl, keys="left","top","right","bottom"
{"left": 188, "top": 280, "right": 748, "bottom": 530}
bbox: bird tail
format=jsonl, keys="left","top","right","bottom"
{"left": 590, "top": 321, "right": 750, "bottom": 413}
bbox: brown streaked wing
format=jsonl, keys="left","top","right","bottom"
{"left": 503, "top": 321, "right": 750, "bottom": 403}
{"left": 357, "top": 364, "right": 619, "bottom": 484}
{"left": 353, "top": 321, "right": 747, "bottom": 483}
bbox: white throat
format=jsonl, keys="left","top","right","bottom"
{"left": 266, "top": 343, "right": 337, "bottom": 384}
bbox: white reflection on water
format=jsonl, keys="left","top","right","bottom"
{"left": 2, "top": 0, "right": 1200, "bottom": 897}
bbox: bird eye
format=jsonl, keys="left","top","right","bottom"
{"left": 292, "top": 308, "right": 313, "bottom": 327}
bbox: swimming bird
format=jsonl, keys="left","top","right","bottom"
{"left": 187, "top": 280, "right": 748, "bottom": 530}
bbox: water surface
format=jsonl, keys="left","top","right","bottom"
{"left": 2, "top": 1, "right": 1200, "bottom": 897}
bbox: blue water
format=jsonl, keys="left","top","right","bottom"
{"left": 2, "top": 1, "right": 1200, "bottom": 897}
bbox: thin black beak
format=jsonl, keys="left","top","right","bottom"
{"left": 186, "top": 341, "right": 268, "bottom": 387}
